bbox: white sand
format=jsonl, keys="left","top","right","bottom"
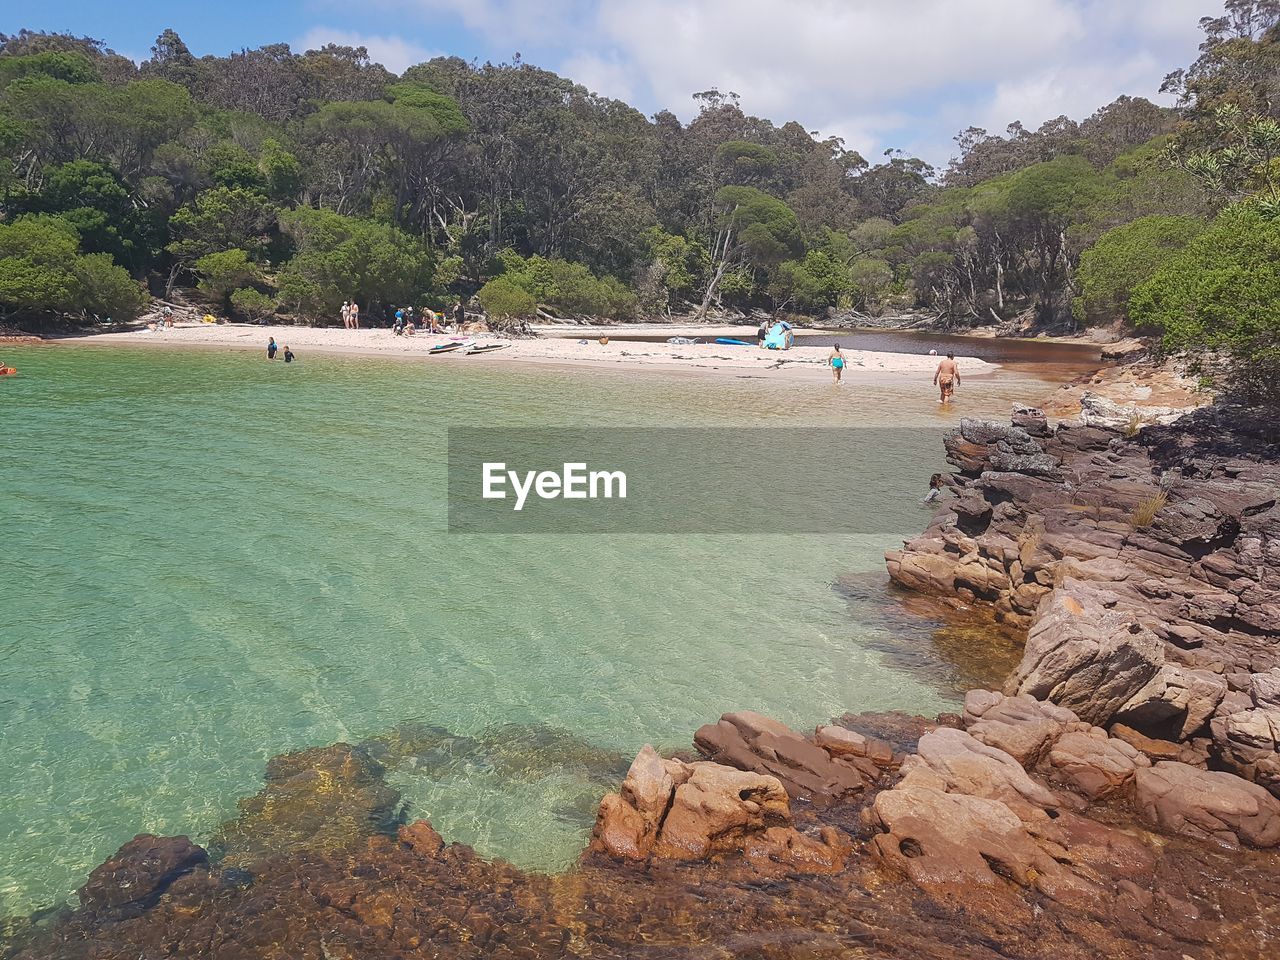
{"left": 54, "top": 322, "right": 997, "bottom": 380}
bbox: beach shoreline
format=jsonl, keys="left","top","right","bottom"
{"left": 48, "top": 322, "right": 999, "bottom": 382}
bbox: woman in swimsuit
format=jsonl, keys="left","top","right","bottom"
{"left": 828, "top": 344, "right": 846, "bottom": 385}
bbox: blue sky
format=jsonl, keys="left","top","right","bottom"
{"left": 2, "top": 1, "right": 1227, "bottom": 166}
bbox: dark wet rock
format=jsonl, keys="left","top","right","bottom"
{"left": 207, "top": 743, "right": 402, "bottom": 869}
{"left": 78, "top": 834, "right": 207, "bottom": 914}
{"left": 693, "top": 710, "right": 871, "bottom": 803}
{"left": 1133, "top": 761, "right": 1280, "bottom": 848}
{"left": 829, "top": 709, "right": 941, "bottom": 753}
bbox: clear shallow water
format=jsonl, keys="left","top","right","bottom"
{"left": 0, "top": 345, "right": 1055, "bottom": 917}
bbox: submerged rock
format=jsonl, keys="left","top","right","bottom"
{"left": 78, "top": 834, "right": 208, "bottom": 915}
{"left": 207, "top": 742, "right": 402, "bottom": 869}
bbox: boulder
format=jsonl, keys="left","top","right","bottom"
{"left": 1133, "top": 761, "right": 1280, "bottom": 848}
{"left": 908, "top": 727, "right": 1058, "bottom": 811}
{"left": 78, "top": 834, "right": 208, "bottom": 913}
{"left": 1008, "top": 580, "right": 1165, "bottom": 726}
{"left": 963, "top": 691, "right": 1079, "bottom": 767}
{"left": 591, "top": 751, "right": 845, "bottom": 871}
{"left": 589, "top": 744, "right": 686, "bottom": 861}
{"left": 1042, "top": 728, "right": 1149, "bottom": 799}
{"left": 813, "top": 724, "right": 896, "bottom": 769}
{"left": 693, "top": 711, "right": 869, "bottom": 803}
{"left": 866, "top": 768, "right": 1098, "bottom": 907}
{"left": 653, "top": 762, "right": 792, "bottom": 861}
{"left": 1209, "top": 706, "right": 1280, "bottom": 797}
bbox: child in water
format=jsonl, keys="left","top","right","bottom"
{"left": 283, "top": 345, "right": 295, "bottom": 363}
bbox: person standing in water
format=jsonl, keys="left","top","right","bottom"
{"left": 283, "top": 345, "right": 295, "bottom": 363}
{"left": 921, "top": 473, "right": 945, "bottom": 505}
{"left": 933, "top": 351, "right": 960, "bottom": 403}
{"left": 267, "top": 337, "right": 278, "bottom": 360}
{"left": 828, "top": 343, "right": 846, "bottom": 385}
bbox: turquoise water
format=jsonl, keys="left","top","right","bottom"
{"left": 0, "top": 344, "right": 1050, "bottom": 917}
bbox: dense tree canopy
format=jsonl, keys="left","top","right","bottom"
{"left": 0, "top": 2, "right": 1272, "bottom": 402}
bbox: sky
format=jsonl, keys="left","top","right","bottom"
{"left": 1, "top": 0, "right": 1228, "bottom": 166}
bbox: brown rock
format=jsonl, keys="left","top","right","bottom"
{"left": 1042, "top": 728, "right": 1149, "bottom": 799}
{"left": 813, "top": 725, "right": 895, "bottom": 770}
{"left": 742, "top": 825, "right": 850, "bottom": 875}
{"left": 867, "top": 768, "right": 1098, "bottom": 907}
{"left": 1109, "top": 723, "right": 1183, "bottom": 762}
{"left": 589, "top": 744, "right": 682, "bottom": 861}
{"left": 963, "top": 691, "right": 1078, "bottom": 767}
{"left": 653, "top": 762, "right": 791, "bottom": 860}
{"left": 908, "top": 727, "right": 1059, "bottom": 810}
{"left": 694, "top": 711, "right": 868, "bottom": 804}
{"left": 398, "top": 820, "right": 445, "bottom": 859}
{"left": 78, "top": 834, "right": 208, "bottom": 913}
{"left": 1133, "top": 761, "right": 1280, "bottom": 848}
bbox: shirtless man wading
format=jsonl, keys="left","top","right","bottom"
{"left": 933, "top": 351, "right": 960, "bottom": 404}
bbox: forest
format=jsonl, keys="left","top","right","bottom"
{"left": 2, "top": 1, "right": 1280, "bottom": 397}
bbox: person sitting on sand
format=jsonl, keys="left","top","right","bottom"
{"left": 405, "top": 319, "right": 416, "bottom": 336}
{"left": 267, "top": 337, "right": 278, "bottom": 360}
{"left": 933, "top": 351, "right": 960, "bottom": 403}
{"left": 828, "top": 343, "right": 846, "bottom": 385}
{"left": 283, "top": 345, "right": 295, "bottom": 363}
{"left": 921, "top": 473, "right": 945, "bottom": 505}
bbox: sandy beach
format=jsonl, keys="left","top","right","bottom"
{"left": 53, "top": 322, "right": 998, "bottom": 380}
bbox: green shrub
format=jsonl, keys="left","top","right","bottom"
{"left": 229, "top": 287, "right": 278, "bottom": 322}
{"left": 1131, "top": 205, "right": 1280, "bottom": 404}
{"left": 1075, "top": 216, "right": 1205, "bottom": 326}
{"left": 194, "top": 248, "right": 260, "bottom": 300}
{"left": 477, "top": 277, "right": 536, "bottom": 318}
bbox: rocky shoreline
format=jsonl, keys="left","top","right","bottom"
{"left": 6, "top": 404, "right": 1279, "bottom": 959}
{"left": 7, "top": 702, "right": 1278, "bottom": 959}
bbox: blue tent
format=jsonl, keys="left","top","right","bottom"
{"left": 762, "top": 321, "right": 794, "bottom": 350}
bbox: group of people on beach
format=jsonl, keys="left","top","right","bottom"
{"left": 390, "top": 302, "right": 466, "bottom": 337}
{"left": 340, "top": 299, "right": 469, "bottom": 336}
{"left": 824, "top": 342, "right": 961, "bottom": 404}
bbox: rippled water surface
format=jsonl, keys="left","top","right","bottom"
{"left": 0, "top": 344, "right": 1057, "bottom": 916}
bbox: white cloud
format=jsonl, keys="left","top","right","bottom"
{"left": 294, "top": 26, "right": 437, "bottom": 74}
{"left": 337, "top": 0, "right": 1225, "bottom": 163}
